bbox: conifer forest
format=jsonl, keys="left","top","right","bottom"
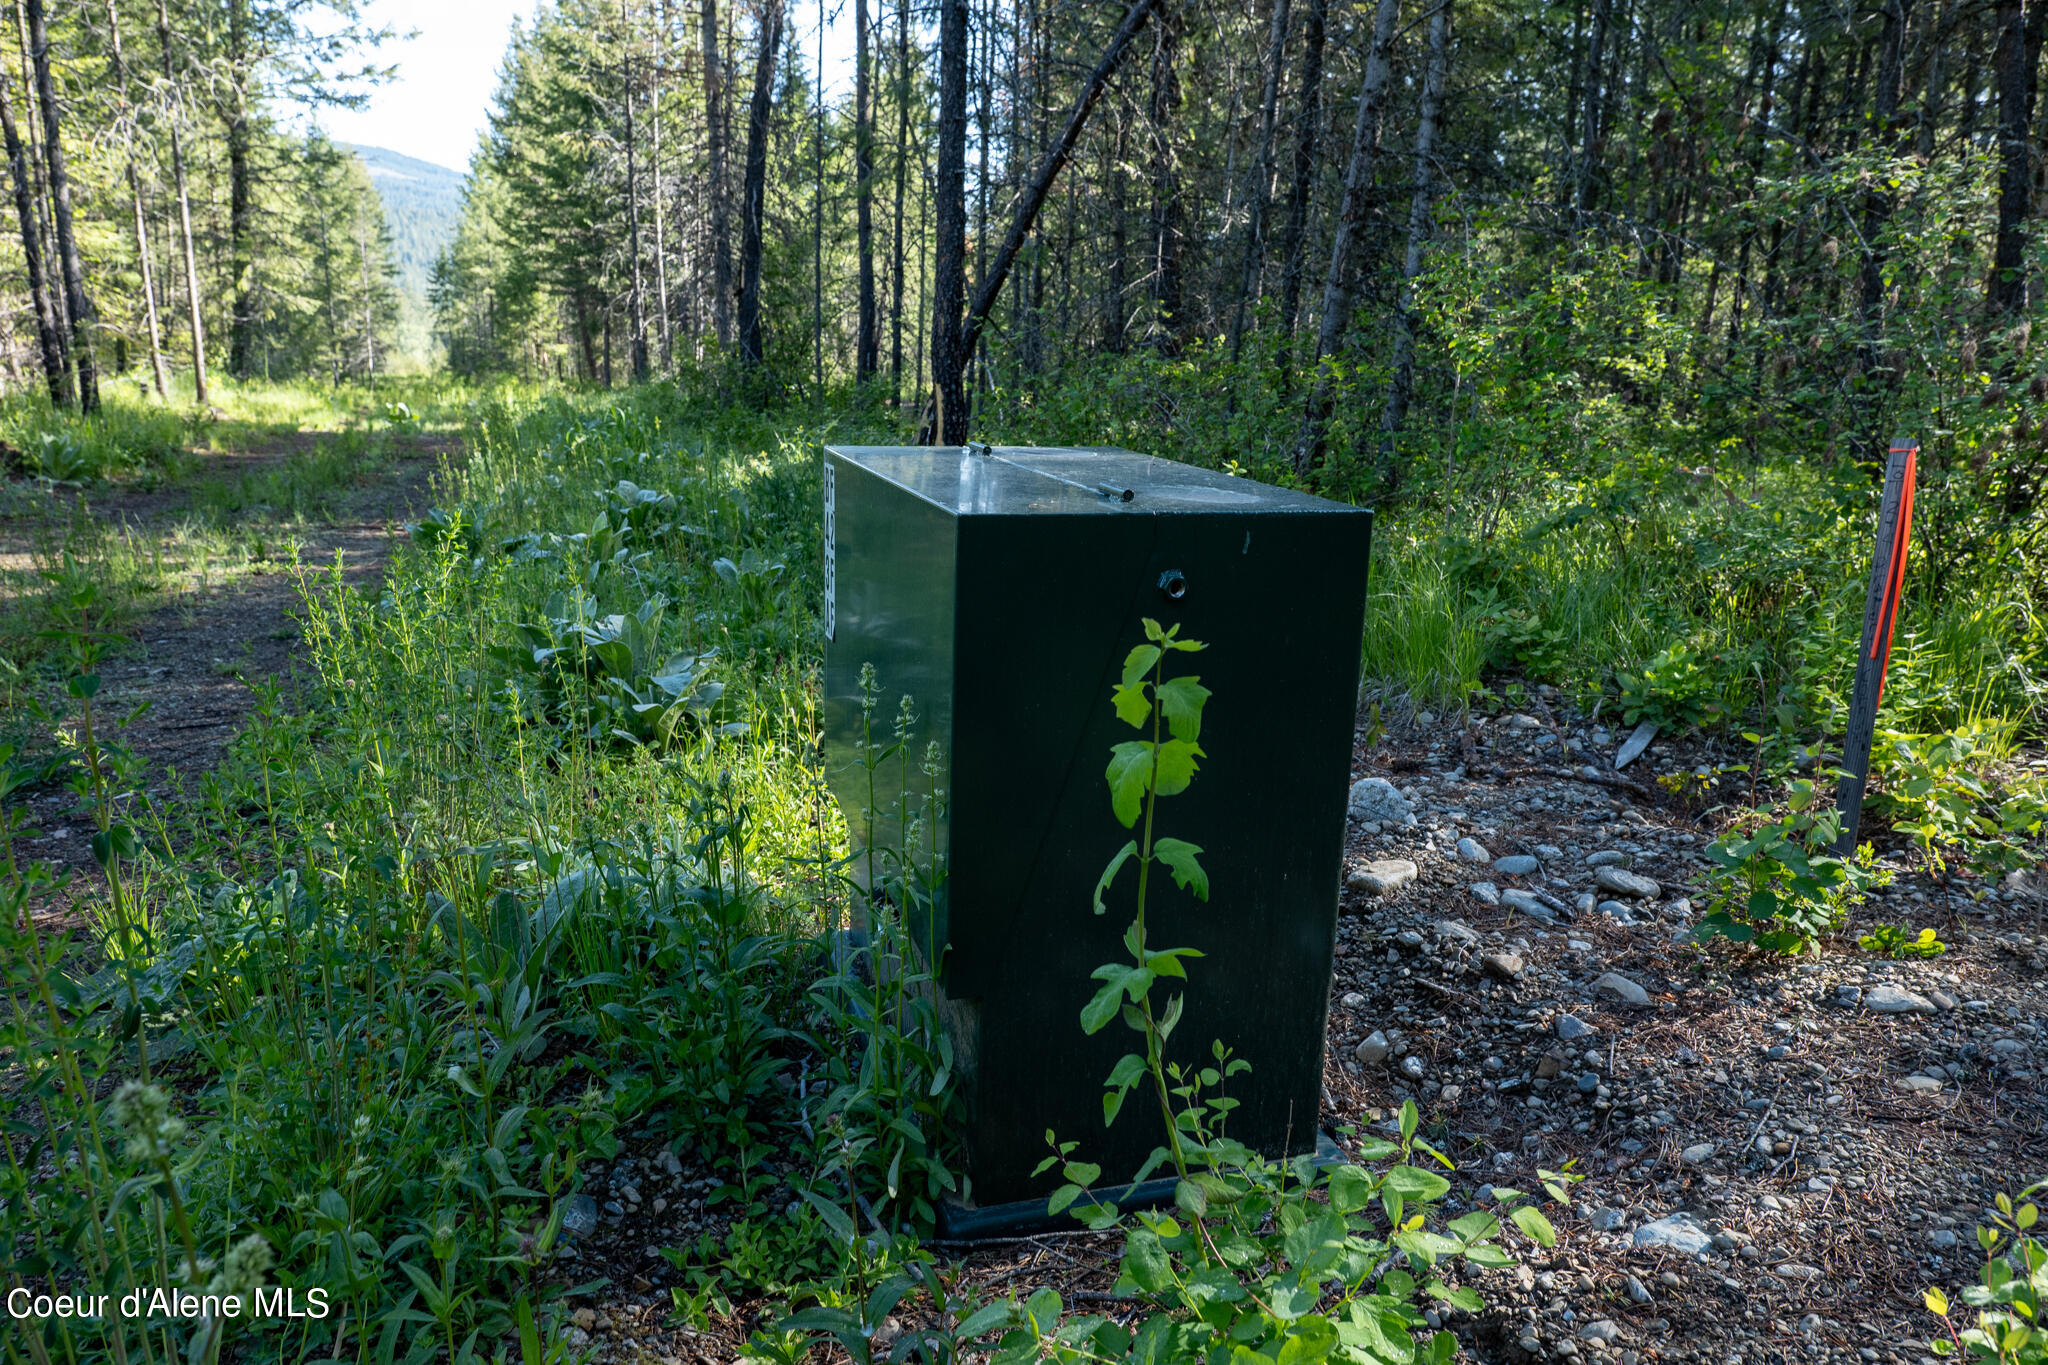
{"left": 3, "top": 0, "right": 2048, "bottom": 1361}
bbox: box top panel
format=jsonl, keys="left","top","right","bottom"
{"left": 826, "top": 445, "right": 1365, "bottom": 517}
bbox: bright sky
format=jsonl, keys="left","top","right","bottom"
{"left": 319, "top": 0, "right": 862, "bottom": 177}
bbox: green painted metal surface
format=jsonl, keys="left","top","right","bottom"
{"left": 822, "top": 444, "right": 1372, "bottom": 1211}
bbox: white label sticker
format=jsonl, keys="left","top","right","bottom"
{"left": 822, "top": 458, "right": 836, "bottom": 642}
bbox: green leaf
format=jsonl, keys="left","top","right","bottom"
{"left": 1081, "top": 980, "right": 1125, "bottom": 1035}
{"left": 957, "top": 1303, "right": 1015, "bottom": 1339}
{"left": 1123, "top": 1230, "right": 1173, "bottom": 1294}
{"left": 1111, "top": 681, "right": 1152, "bottom": 729}
{"left": 1383, "top": 1166, "right": 1450, "bottom": 1201}
{"left": 1327, "top": 1164, "right": 1376, "bottom": 1214}
{"left": 1107, "top": 742, "right": 1155, "bottom": 828}
{"left": 1151, "top": 838, "right": 1209, "bottom": 900}
{"left": 797, "top": 1187, "right": 857, "bottom": 1244}
{"left": 1120, "top": 644, "right": 1162, "bottom": 690}
{"left": 1510, "top": 1205, "right": 1557, "bottom": 1247}
{"left": 1153, "top": 676, "right": 1211, "bottom": 742}
{"left": 1151, "top": 739, "right": 1204, "bottom": 796}
{"left": 1094, "top": 840, "right": 1139, "bottom": 914}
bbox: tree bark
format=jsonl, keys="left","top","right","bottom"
{"left": 701, "top": 0, "right": 732, "bottom": 348}
{"left": 25, "top": 0, "right": 96, "bottom": 411}
{"left": 1229, "top": 0, "right": 1292, "bottom": 363}
{"left": 0, "top": 52, "right": 63, "bottom": 404}
{"left": 1148, "top": 0, "right": 1182, "bottom": 353}
{"left": 225, "top": 0, "right": 256, "bottom": 379}
{"left": 652, "top": 0, "right": 673, "bottom": 372}
{"left": 954, "top": 0, "right": 1162, "bottom": 367}
{"left": 155, "top": 0, "right": 206, "bottom": 403}
{"left": 1989, "top": 0, "right": 2045, "bottom": 316}
{"left": 1855, "top": 0, "right": 1910, "bottom": 445}
{"left": 1293, "top": 0, "right": 1401, "bottom": 477}
{"left": 856, "top": 0, "right": 877, "bottom": 382}
{"left": 1274, "top": 0, "right": 1328, "bottom": 375}
{"left": 1380, "top": 0, "right": 1452, "bottom": 470}
{"left": 889, "top": 0, "right": 909, "bottom": 398}
{"left": 736, "top": 0, "right": 783, "bottom": 374}
{"left": 926, "top": 0, "right": 969, "bottom": 441}
{"left": 106, "top": 0, "right": 168, "bottom": 399}
{"left": 1573, "top": 0, "right": 1611, "bottom": 223}
{"left": 623, "top": 1, "right": 649, "bottom": 383}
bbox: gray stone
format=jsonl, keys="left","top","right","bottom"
{"left": 1898, "top": 1075, "right": 1942, "bottom": 1093}
{"left": 1469, "top": 881, "right": 1502, "bottom": 906}
{"left": 1681, "top": 1142, "right": 1716, "bottom": 1165}
{"left": 1348, "top": 777, "right": 1415, "bottom": 826}
{"left": 1633, "top": 1213, "right": 1713, "bottom": 1256}
{"left": 1576, "top": 892, "right": 1597, "bottom": 914}
{"left": 1930, "top": 989, "right": 1957, "bottom": 1011}
{"left": 1435, "top": 919, "right": 1481, "bottom": 945}
{"left": 1614, "top": 721, "right": 1658, "bottom": 770}
{"left": 1588, "top": 1206, "right": 1626, "bottom": 1231}
{"left": 1865, "top": 984, "right": 1936, "bottom": 1015}
{"left": 1340, "top": 991, "right": 1365, "bottom": 1008}
{"left": 1592, "top": 972, "right": 1651, "bottom": 1005}
{"left": 1597, "top": 899, "right": 1639, "bottom": 923}
{"left": 1536, "top": 844, "right": 1565, "bottom": 860}
{"left": 1556, "top": 1012, "right": 1597, "bottom": 1041}
{"left": 1349, "top": 859, "right": 1419, "bottom": 896}
{"left": 1930, "top": 1229, "right": 1958, "bottom": 1249}
{"left": 1578, "top": 1072, "right": 1599, "bottom": 1094}
{"left": 1586, "top": 849, "right": 1630, "bottom": 868}
{"left": 1399, "top": 1055, "right": 1428, "bottom": 1081}
{"left": 1501, "top": 889, "right": 1556, "bottom": 921}
{"left": 1354, "top": 1031, "right": 1392, "bottom": 1065}
{"left": 1835, "top": 985, "right": 1862, "bottom": 1006}
{"left": 1482, "top": 951, "right": 1526, "bottom": 980}
{"left": 1580, "top": 1320, "right": 1621, "bottom": 1344}
{"left": 1494, "top": 854, "right": 1541, "bottom": 876}
{"left": 1626, "top": 1275, "right": 1653, "bottom": 1304}
{"left": 1797, "top": 1314, "right": 1823, "bottom": 1335}
{"left": 1456, "top": 836, "right": 1492, "bottom": 863}
{"left": 560, "top": 1193, "right": 599, "bottom": 1239}
{"left": 1774, "top": 1263, "right": 1822, "bottom": 1282}
{"left": 1594, "top": 866, "right": 1661, "bottom": 899}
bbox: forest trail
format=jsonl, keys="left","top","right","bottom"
{"left": 4, "top": 429, "right": 456, "bottom": 927}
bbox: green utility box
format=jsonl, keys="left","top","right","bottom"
{"left": 822, "top": 445, "right": 1371, "bottom": 1227}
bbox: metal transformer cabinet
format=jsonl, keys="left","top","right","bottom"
{"left": 822, "top": 445, "right": 1372, "bottom": 1223}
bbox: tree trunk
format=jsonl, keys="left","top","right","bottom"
{"left": 1274, "top": 0, "right": 1328, "bottom": 375}
{"left": 813, "top": 4, "right": 824, "bottom": 394}
{"left": 25, "top": 0, "right": 95, "bottom": 411}
{"left": 954, "top": 0, "right": 1161, "bottom": 366}
{"left": 736, "top": 0, "right": 783, "bottom": 374}
{"left": 1989, "top": 0, "right": 2045, "bottom": 316}
{"left": 225, "top": 0, "right": 257, "bottom": 380}
{"left": 652, "top": 0, "right": 673, "bottom": 372}
{"left": 623, "top": 4, "right": 649, "bottom": 383}
{"left": 155, "top": 0, "right": 206, "bottom": 402}
{"left": 1292, "top": 0, "right": 1401, "bottom": 477}
{"left": 1574, "top": 0, "right": 1611, "bottom": 223}
{"left": 926, "top": 0, "right": 969, "bottom": 442}
{"left": 890, "top": 0, "right": 909, "bottom": 398}
{"left": 0, "top": 53, "right": 62, "bottom": 404}
{"left": 1380, "top": 0, "right": 1452, "bottom": 470}
{"left": 1229, "top": 0, "right": 1293, "bottom": 363}
{"left": 701, "top": 0, "right": 732, "bottom": 348}
{"left": 1147, "top": 0, "right": 1182, "bottom": 353}
{"left": 856, "top": 0, "right": 877, "bottom": 382}
{"left": 1856, "top": 0, "right": 1910, "bottom": 444}
{"left": 106, "top": 0, "right": 167, "bottom": 399}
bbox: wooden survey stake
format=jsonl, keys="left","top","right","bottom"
{"left": 1833, "top": 438, "right": 1918, "bottom": 854}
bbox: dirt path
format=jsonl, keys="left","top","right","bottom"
{"left": 6, "top": 433, "right": 456, "bottom": 925}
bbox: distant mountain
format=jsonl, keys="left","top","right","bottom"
{"left": 346, "top": 144, "right": 466, "bottom": 366}
{"left": 346, "top": 143, "right": 464, "bottom": 297}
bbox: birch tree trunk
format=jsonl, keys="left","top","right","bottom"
{"left": 925, "top": 0, "right": 969, "bottom": 442}
{"left": 1229, "top": 0, "right": 1292, "bottom": 363}
{"left": 855, "top": 0, "right": 877, "bottom": 381}
{"left": 1379, "top": 0, "right": 1452, "bottom": 473}
{"left": 1274, "top": 0, "right": 1328, "bottom": 375}
{"left": 701, "top": 0, "right": 732, "bottom": 348}
{"left": 1292, "top": 0, "right": 1401, "bottom": 477}
{"left": 155, "top": 0, "right": 206, "bottom": 403}
{"left": 106, "top": 0, "right": 167, "bottom": 399}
